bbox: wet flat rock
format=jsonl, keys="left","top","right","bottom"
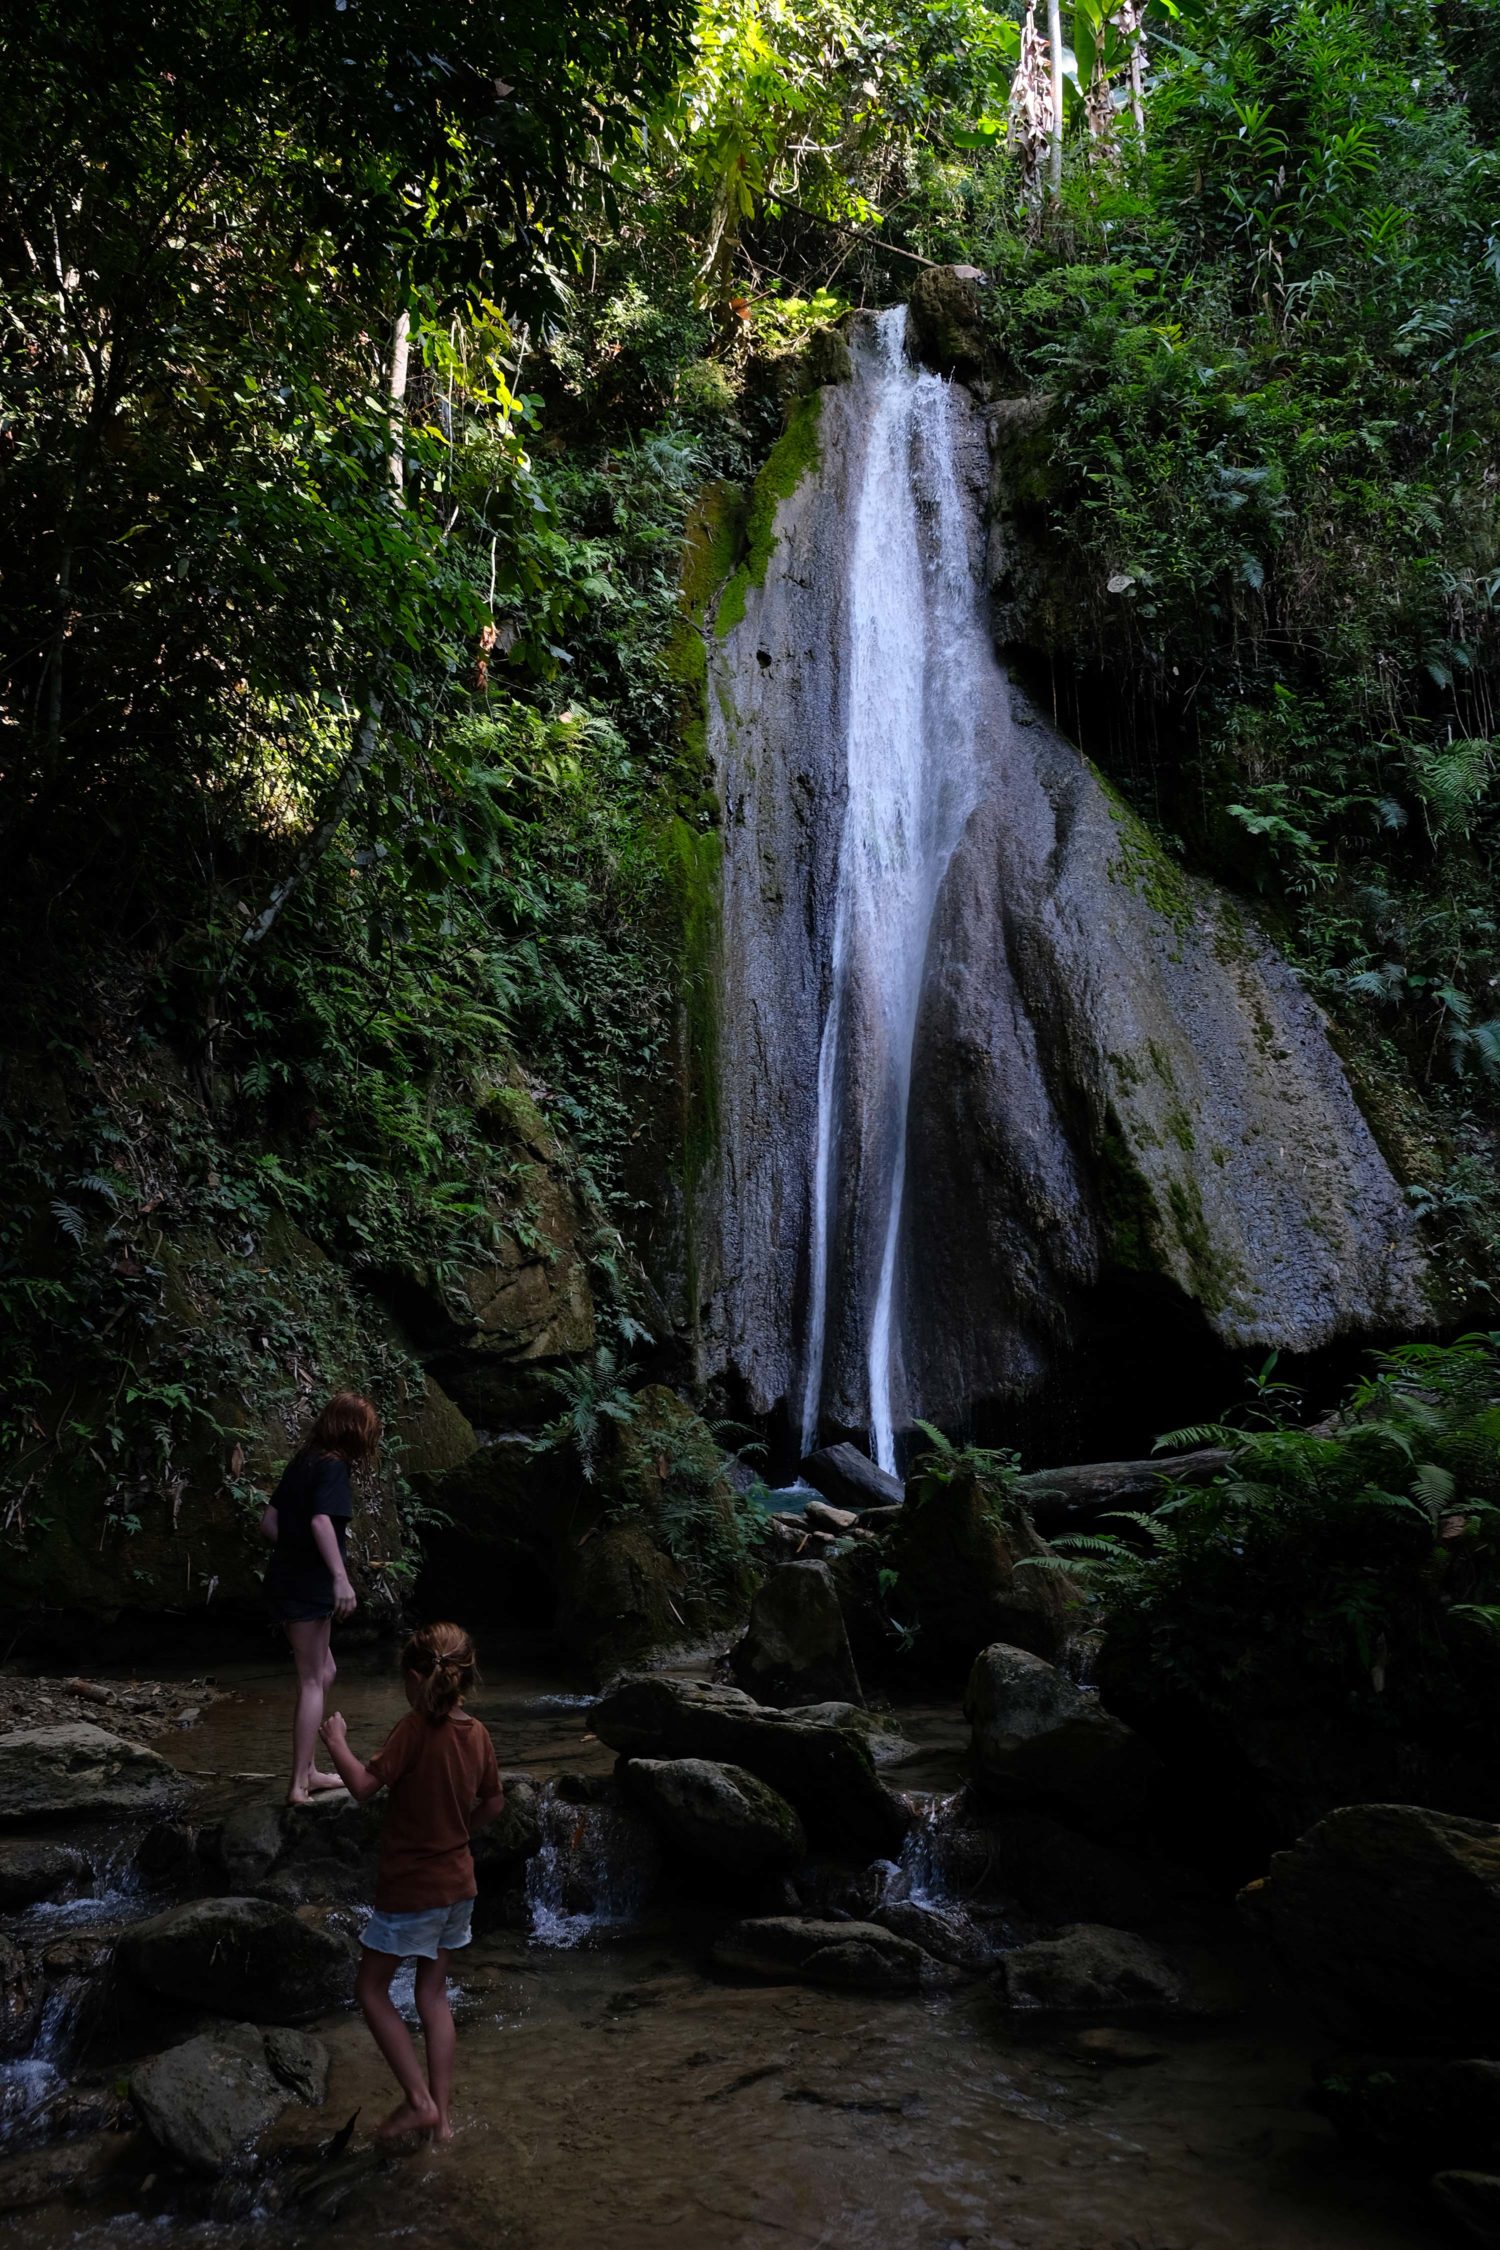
{"left": 590, "top": 1678, "right": 908, "bottom": 1853}
{"left": 711, "top": 1916, "right": 944, "bottom": 1992}
{"left": 0, "top": 1723, "right": 184, "bottom": 1825}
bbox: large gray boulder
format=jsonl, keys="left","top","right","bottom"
{"left": 905, "top": 263, "right": 987, "bottom": 374}
{"left": 711, "top": 1916, "right": 937, "bottom": 1992}
{"left": 801, "top": 1444, "right": 903, "bottom": 1514}
{"left": 590, "top": 1678, "right": 908, "bottom": 1854}
{"left": 130, "top": 2023, "right": 328, "bottom": 2174}
{"left": 993, "top": 1924, "right": 1185, "bottom": 2013}
{"left": 622, "top": 1758, "right": 806, "bottom": 1875}
{"left": 731, "top": 1562, "right": 863, "bottom": 1707}
{"left": 964, "top": 1644, "right": 1159, "bottom": 1836}
{"left": 1241, "top": 1804, "right": 1500, "bottom": 2044}
{"left": 118, "top": 1897, "right": 351, "bottom": 2025}
{"left": 0, "top": 1725, "right": 182, "bottom": 1826}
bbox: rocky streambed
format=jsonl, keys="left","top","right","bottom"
{"left": 0, "top": 1641, "right": 1478, "bottom": 2249}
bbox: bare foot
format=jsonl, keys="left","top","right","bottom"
{"left": 305, "top": 1770, "right": 347, "bottom": 1793}
{"left": 376, "top": 2095, "right": 439, "bottom": 2144}
{"left": 432, "top": 2118, "right": 455, "bottom": 2144}
{"left": 286, "top": 1789, "right": 313, "bottom": 1808}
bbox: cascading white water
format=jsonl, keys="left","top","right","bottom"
{"left": 799, "top": 308, "right": 989, "bottom": 1471}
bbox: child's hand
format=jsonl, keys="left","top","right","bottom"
{"left": 331, "top": 1573, "right": 357, "bottom": 1621}
{"left": 320, "top": 1711, "right": 347, "bottom": 1748}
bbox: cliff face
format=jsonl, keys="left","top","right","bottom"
{"left": 696, "top": 299, "right": 1432, "bottom": 1455}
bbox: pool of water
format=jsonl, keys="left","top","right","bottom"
{"left": 0, "top": 1928, "right": 1445, "bottom": 2250}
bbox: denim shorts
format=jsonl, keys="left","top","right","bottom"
{"left": 360, "top": 1896, "right": 474, "bottom": 1959}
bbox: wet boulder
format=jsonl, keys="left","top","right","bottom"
{"left": 731, "top": 1562, "right": 863, "bottom": 1708}
{"left": 0, "top": 1838, "right": 88, "bottom": 1908}
{"left": 0, "top": 1724, "right": 182, "bottom": 1826}
{"left": 1433, "top": 2170, "right": 1500, "bottom": 2246}
{"left": 118, "top": 1897, "right": 352, "bottom": 2025}
{"left": 130, "top": 2022, "right": 328, "bottom": 2174}
{"left": 993, "top": 1924, "right": 1186, "bottom": 2014}
{"left": 872, "top": 1897, "right": 996, "bottom": 1973}
{"left": 711, "top": 1916, "right": 939, "bottom": 1992}
{"left": 1240, "top": 1803, "right": 1500, "bottom": 2045}
{"left": 885, "top": 1475, "right": 1078, "bottom": 1680}
{"left": 965, "top": 1644, "right": 1160, "bottom": 1837}
{"left": 590, "top": 1678, "right": 908, "bottom": 1854}
{"left": 622, "top": 1758, "right": 806, "bottom": 1875}
{"left": 802, "top": 1443, "right": 903, "bottom": 1515}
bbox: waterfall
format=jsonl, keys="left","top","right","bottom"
{"left": 798, "top": 308, "right": 988, "bottom": 1470}
{"left": 704, "top": 284, "right": 1429, "bottom": 1467}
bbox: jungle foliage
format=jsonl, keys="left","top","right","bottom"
{"left": 1, "top": 0, "right": 1498, "bottom": 1582}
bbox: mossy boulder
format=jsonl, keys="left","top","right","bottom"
{"left": 905, "top": 263, "right": 986, "bottom": 375}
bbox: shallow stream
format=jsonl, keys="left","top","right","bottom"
{"left": 0, "top": 1646, "right": 1447, "bottom": 2248}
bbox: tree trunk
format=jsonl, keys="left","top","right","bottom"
{"left": 1046, "top": 0, "right": 1065, "bottom": 197}
{"left": 386, "top": 308, "right": 411, "bottom": 503}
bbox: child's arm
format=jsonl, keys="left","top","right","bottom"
{"left": 470, "top": 1786, "right": 506, "bottom": 1834}
{"left": 258, "top": 1503, "right": 278, "bottom": 1544}
{"left": 318, "top": 1711, "right": 384, "bottom": 1802}
{"left": 310, "top": 1514, "right": 357, "bottom": 1618}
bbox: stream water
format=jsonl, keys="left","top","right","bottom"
{"left": 0, "top": 1649, "right": 1448, "bottom": 2248}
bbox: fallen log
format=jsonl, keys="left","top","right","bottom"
{"left": 1017, "top": 1449, "right": 1230, "bottom": 1530}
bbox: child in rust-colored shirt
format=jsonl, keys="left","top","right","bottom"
{"left": 319, "top": 1621, "right": 504, "bottom": 2143}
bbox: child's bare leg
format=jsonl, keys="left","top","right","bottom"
{"left": 356, "top": 1951, "right": 439, "bottom": 2140}
{"left": 305, "top": 1641, "right": 343, "bottom": 1790}
{"left": 285, "top": 1619, "right": 332, "bottom": 1804}
{"left": 414, "top": 1951, "right": 456, "bottom": 2140}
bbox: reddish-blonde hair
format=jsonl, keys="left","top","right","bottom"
{"left": 302, "top": 1390, "right": 381, "bottom": 1465}
{"left": 402, "top": 1621, "right": 478, "bottom": 1724}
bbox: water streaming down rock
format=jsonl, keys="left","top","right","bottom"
{"left": 523, "top": 1787, "right": 662, "bottom": 1949}
{"left": 702, "top": 299, "right": 1430, "bottom": 1460}
{"left": 799, "top": 310, "right": 989, "bottom": 1471}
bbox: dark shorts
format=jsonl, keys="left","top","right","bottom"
{"left": 267, "top": 1593, "right": 334, "bottom": 1626}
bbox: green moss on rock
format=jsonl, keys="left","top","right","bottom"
{"left": 715, "top": 391, "right": 824, "bottom": 639}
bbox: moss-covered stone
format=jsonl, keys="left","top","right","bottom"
{"left": 715, "top": 390, "right": 824, "bottom": 640}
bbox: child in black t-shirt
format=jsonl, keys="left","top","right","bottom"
{"left": 259, "top": 1390, "right": 380, "bottom": 1805}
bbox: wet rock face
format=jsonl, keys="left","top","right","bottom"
{"left": 1316, "top": 2057, "right": 1500, "bottom": 2176}
{"left": 129, "top": 2023, "right": 328, "bottom": 2175}
{"left": 117, "top": 1897, "right": 352, "bottom": 2026}
{"left": 700, "top": 303, "right": 1431, "bottom": 1454}
{"left": 1240, "top": 1803, "right": 1500, "bottom": 2045}
{"left": 622, "top": 1758, "right": 807, "bottom": 1874}
{"left": 0, "top": 1726, "right": 182, "bottom": 1826}
{"left": 965, "top": 1644, "right": 1160, "bottom": 1839}
{"left": 590, "top": 1678, "right": 909, "bottom": 1854}
{"left": 731, "top": 1562, "right": 863, "bottom": 1708}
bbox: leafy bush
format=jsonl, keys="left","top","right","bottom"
{"left": 1038, "top": 1338, "right": 1500, "bottom": 1719}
